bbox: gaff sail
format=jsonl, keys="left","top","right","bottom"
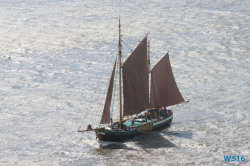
{"left": 122, "top": 36, "right": 149, "bottom": 116}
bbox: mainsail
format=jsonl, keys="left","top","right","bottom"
{"left": 122, "top": 36, "right": 149, "bottom": 116}
{"left": 100, "top": 60, "right": 116, "bottom": 124}
{"left": 150, "top": 53, "right": 184, "bottom": 108}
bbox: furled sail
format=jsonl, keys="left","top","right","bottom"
{"left": 100, "top": 60, "right": 116, "bottom": 124}
{"left": 122, "top": 36, "right": 149, "bottom": 116}
{"left": 150, "top": 53, "right": 184, "bottom": 108}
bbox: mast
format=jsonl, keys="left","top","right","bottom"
{"left": 147, "top": 40, "right": 150, "bottom": 72}
{"left": 118, "top": 18, "right": 122, "bottom": 128}
{"left": 147, "top": 40, "right": 150, "bottom": 105}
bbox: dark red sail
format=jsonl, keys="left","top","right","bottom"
{"left": 122, "top": 36, "right": 149, "bottom": 116}
{"left": 150, "top": 53, "right": 184, "bottom": 108}
{"left": 100, "top": 60, "right": 116, "bottom": 124}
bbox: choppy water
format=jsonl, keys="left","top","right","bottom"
{"left": 0, "top": 0, "right": 249, "bottom": 165}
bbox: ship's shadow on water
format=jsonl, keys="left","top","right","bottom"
{"left": 159, "top": 125, "right": 193, "bottom": 139}
{"left": 133, "top": 125, "right": 193, "bottom": 148}
{"left": 133, "top": 132, "right": 176, "bottom": 149}
{"left": 96, "top": 132, "right": 175, "bottom": 151}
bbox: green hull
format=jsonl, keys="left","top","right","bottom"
{"left": 95, "top": 115, "right": 173, "bottom": 142}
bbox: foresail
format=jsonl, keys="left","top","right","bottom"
{"left": 100, "top": 59, "right": 116, "bottom": 124}
{"left": 122, "top": 36, "right": 149, "bottom": 116}
{"left": 150, "top": 53, "right": 184, "bottom": 108}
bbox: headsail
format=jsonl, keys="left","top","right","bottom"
{"left": 100, "top": 60, "right": 117, "bottom": 124}
{"left": 150, "top": 53, "right": 184, "bottom": 108}
{"left": 122, "top": 36, "right": 149, "bottom": 116}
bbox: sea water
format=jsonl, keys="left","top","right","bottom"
{"left": 0, "top": 0, "right": 249, "bottom": 165}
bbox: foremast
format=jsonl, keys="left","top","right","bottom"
{"left": 118, "top": 18, "right": 123, "bottom": 129}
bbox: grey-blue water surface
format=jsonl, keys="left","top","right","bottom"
{"left": 0, "top": 0, "right": 249, "bottom": 165}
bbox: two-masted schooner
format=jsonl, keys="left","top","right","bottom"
{"left": 79, "top": 19, "right": 188, "bottom": 142}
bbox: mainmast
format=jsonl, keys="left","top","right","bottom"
{"left": 147, "top": 40, "right": 150, "bottom": 105}
{"left": 147, "top": 40, "right": 150, "bottom": 73}
{"left": 118, "top": 18, "right": 122, "bottom": 128}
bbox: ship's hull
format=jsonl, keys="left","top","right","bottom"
{"left": 95, "top": 115, "right": 173, "bottom": 142}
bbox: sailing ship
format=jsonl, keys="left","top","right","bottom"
{"left": 79, "top": 19, "right": 188, "bottom": 142}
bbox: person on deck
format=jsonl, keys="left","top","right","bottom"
{"left": 162, "top": 107, "right": 167, "bottom": 117}
{"left": 132, "top": 118, "right": 135, "bottom": 127}
{"left": 87, "top": 124, "right": 92, "bottom": 131}
{"left": 158, "top": 108, "right": 162, "bottom": 118}
{"left": 123, "top": 124, "right": 127, "bottom": 131}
